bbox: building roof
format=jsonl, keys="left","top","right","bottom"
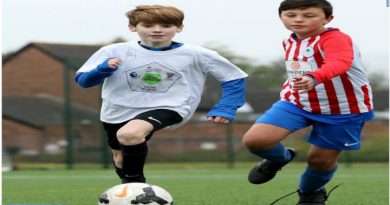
{"left": 2, "top": 94, "right": 100, "bottom": 129}
{"left": 3, "top": 42, "right": 102, "bottom": 69}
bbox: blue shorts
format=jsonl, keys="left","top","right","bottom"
{"left": 256, "top": 101, "right": 374, "bottom": 150}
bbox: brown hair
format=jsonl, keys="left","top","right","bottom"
{"left": 125, "top": 5, "right": 184, "bottom": 26}
{"left": 278, "top": 0, "right": 333, "bottom": 18}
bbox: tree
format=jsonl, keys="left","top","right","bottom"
{"left": 367, "top": 72, "right": 389, "bottom": 90}
{"left": 205, "top": 44, "right": 255, "bottom": 73}
{"left": 206, "top": 45, "right": 286, "bottom": 88}
{"left": 249, "top": 60, "right": 286, "bottom": 88}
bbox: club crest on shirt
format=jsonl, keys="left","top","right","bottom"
{"left": 125, "top": 62, "right": 182, "bottom": 92}
{"left": 291, "top": 61, "right": 301, "bottom": 70}
{"left": 303, "top": 46, "right": 315, "bottom": 58}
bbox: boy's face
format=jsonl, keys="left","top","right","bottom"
{"left": 280, "top": 7, "right": 333, "bottom": 39}
{"left": 129, "top": 22, "right": 183, "bottom": 47}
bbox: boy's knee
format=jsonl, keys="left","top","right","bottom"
{"left": 242, "top": 133, "right": 273, "bottom": 151}
{"left": 117, "top": 128, "right": 146, "bottom": 145}
{"left": 307, "top": 155, "right": 337, "bottom": 171}
{"left": 242, "top": 133, "right": 257, "bottom": 149}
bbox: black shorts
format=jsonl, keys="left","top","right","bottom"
{"left": 102, "top": 109, "right": 183, "bottom": 150}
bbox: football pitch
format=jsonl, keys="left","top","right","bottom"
{"left": 2, "top": 163, "right": 388, "bottom": 205}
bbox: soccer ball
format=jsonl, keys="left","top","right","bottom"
{"left": 98, "top": 183, "right": 174, "bottom": 205}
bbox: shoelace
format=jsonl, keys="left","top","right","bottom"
{"left": 269, "top": 183, "right": 342, "bottom": 205}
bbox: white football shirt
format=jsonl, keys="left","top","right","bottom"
{"left": 77, "top": 41, "right": 248, "bottom": 126}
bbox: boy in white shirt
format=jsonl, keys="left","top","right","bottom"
{"left": 76, "top": 5, "right": 248, "bottom": 183}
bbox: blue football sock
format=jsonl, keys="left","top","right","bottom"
{"left": 250, "top": 143, "right": 292, "bottom": 163}
{"left": 299, "top": 166, "right": 338, "bottom": 193}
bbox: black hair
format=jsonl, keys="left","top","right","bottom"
{"left": 278, "top": 0, "right": 333, "bottom": 18}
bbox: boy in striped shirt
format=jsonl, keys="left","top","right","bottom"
{"left": 242, "top": 0, "right": 374, "bottom": 204}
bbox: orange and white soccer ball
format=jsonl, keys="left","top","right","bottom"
{"left": 98, "top": 183, "right": 173, "bottom": 205}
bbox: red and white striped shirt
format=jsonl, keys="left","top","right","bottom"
{"left": 280, "top": 28, "right": 373, "bottom": 114}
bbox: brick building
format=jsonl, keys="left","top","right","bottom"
{"left": 3, "top": 43, "right": 103, "bottom": 157}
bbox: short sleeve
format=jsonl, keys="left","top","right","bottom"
{"left": 76, "top": 47, "right": 110, "bottom": 73}
{"left": 204, "top": 51, "right": 248, "bottom": 82}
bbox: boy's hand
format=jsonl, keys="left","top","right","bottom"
{"left": 292, "top": 75, "right": 315, "bottom": 92}
{"left": 207, "top": 116, "right": 230, "bottom": 124}
{"left": 108, "top": 58, "right": 121, "bottom": 69}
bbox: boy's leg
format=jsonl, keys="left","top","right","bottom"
{"left": 117, "top": 119, "right": 153, "bottom": 183}
{"left": 243, "top": 124, "right": 296, "bottom": 184}
{"left": 120, "top": 142, "right": 149, "bottom": 183}
{"left": 102, "top": 121, "right": 128, "bottom": 182}
{"left": 111, "top": 149, "right": 124, "bottom": 180}
{"left": 297, "top": 145, "right": 340, "bottom": 204}
{"left": 300, "top": 145, "right": 340, "bottom": 193}
{"left": 297, "top": 120, "right": 363, "bottom": 204}
{"left": 117, "top": 109, "right": 183, "bottom": 183}
{"left": 300, "top": 119, "right": 364, "bottom": 192}
{"left": 242, "top": 101, "right": 310, "bottom": 184}
{"left": 102, "top": 120, "right": 150, "bottom": 183}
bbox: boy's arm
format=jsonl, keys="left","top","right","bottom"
{"left": 306, "top": 33, "right": 354, "bottom": 84}
{"left": 207, "top": 78, "right": 246, "bottom": 122}
{"left": 75, "top": 58, "right": 120, "bottom": 88}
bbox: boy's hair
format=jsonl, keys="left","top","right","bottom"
{"left": 125, "top": 5, "right": 184, "bottom": 27}
{"left": 278, "top": 0, "right": 333, "bottom": 18}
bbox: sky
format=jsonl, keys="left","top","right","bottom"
{"left": 2, "top": 0, "right": 389, "bottom": 75}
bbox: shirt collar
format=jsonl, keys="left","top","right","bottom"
{"left": 138, "top": 41, "right": 183, "bottom": 51}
